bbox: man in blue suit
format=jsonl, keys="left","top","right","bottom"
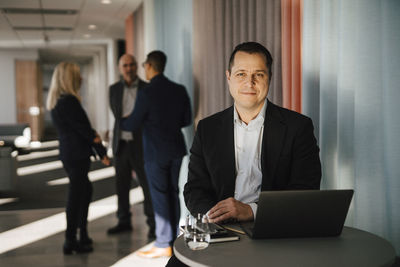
{"left": 121, "top": 50, "right": 192, "bottom": 258}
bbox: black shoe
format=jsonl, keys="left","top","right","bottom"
{"left": 79, "top": 229, "right": 92, "bottom": 245}
{"left": 63, "top": 240, "right": 93, "bottom": 255}
{"left": 79, "top": 236, "right": 93, "bottom": 245}
{"left": 107, "top": 224, "right": 132, "bottom": 235}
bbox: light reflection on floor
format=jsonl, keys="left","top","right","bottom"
{"left": 0, "top": 188, "right": 144, "bottom": 254}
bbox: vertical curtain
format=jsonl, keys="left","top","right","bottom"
{"left": 303, "top": 0, "right": 400, "bottom": 255}
{"left": 193, "top": 0, "right": 282, "bottom": 124}
{"left": 281, "top": 0, "right": 302, "bottom": 113}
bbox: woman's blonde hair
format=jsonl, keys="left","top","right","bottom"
{"left": 46, "top": 62, "right": 82, "bottom": 110}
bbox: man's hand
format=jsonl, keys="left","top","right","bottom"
{"left": 101, "top": 156, "right": 110, "bottom": 166}
{"left": 93, "top": 132, "right": 102, "bottom": 144}
{"left": 208, "top": 197, "right": 253, "bottom": 223}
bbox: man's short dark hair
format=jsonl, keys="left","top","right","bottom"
{"left": 146, "top": 50, "right": 167, "bottom": 73}
{"left": 228, "top": 42, "right": 273, "bottom": 81}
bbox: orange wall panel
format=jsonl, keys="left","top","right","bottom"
{"left": 15, "top": 60, "right": 43, "bottom": 141}
{"left": 281, "top": 0, "right": 302, "bottom": 113}
{"left": 125, "top": 13, "right": 134, "bottom": 55}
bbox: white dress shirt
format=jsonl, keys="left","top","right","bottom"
{"left": 120, "top": 79, "right": 139, "bottom": 141}
{"left": 233, "top": 100, "right": 267, "bottom": 219}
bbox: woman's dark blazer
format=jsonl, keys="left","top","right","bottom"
{"left": 51, "top": 94, "right": 106, "bottom": 161}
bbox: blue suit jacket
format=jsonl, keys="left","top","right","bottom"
{"left": 121, "top": 74, "right": 192, "bottom": 162}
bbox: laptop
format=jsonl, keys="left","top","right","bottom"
{"left": 241, "top": 189, "right": 354, "bottom": 239}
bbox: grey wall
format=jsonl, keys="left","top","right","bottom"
{"left": 153, "top": 0, "right": 194, "bottom": 147}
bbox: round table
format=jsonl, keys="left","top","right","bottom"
{"left": 174, "top": 227, "right": 396, "bottom": 267}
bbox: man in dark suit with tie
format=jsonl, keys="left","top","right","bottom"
{"left": 108, "top": 54, "right": 155, "bottom": 237}
{"left": 121, "top": 50, "right": 192, "bottom": 258}
{"left": 184, "top": 42, "right": 322, "bottom": 223}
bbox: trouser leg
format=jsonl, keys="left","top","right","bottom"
{"left": 77, "top": 159, "right": 92, "bottom": 232}
{"left": 114, "top": 142, "right": 132, "bottom": 225}
{"left": 169, "top": 158, "right": 182, "bottom": 239}
{"left": 145, "top": 158, "right": 182, "bottom": 248}
{"left": 131, "top": 156, "right": 155, "bottom": 230}
{"left": 63, "top": 158, "right": 91, "bottom": 241}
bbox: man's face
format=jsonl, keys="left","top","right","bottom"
{"left": 226, "top": 51, "right": 269, "bottom": 113}
{"left": 119, "top": 55, "right": 137, "bottom": 83}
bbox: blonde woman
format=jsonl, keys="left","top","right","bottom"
{"left": 47, "top": 62, "right": 110, "bottom": 254}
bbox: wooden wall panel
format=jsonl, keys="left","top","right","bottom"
{"left": 15, "top": 60, "right": 43, "bottom": 141}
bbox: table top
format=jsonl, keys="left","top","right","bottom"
{"left": 174, "top": 227, "right": 396, "bottom": 267}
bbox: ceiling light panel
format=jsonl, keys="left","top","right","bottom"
{"left": 15, "top": 30, "right": 44, "bottom": 40}
{"left": 75, "top": 0, "right": 125, "bottom": 39}
{"left": 75, "top": 16, "right": 107, "bottom": 34}
{"left": 46, "top": 31, "right": 73, "bottom": 40}
{"left": 6, "top": 14, "right": 43, "bottom": 27}
{"left": 0, "top": 11, "right": 12, "bottom": 29}
{"left": 0, "top": 0, "right": 142, "bottom": 47}
{"left": 102, "top": 22, "right": 124, "bottom": 39}
{"left": 44, "top": 14, "right": 77, "bottom": 28}
{"left": 114, "top": 0, "right": 142, "bottom": 20}
{"left": 41, "top": 0, "right": 82, "bottom": 10}
{"left": 0, "top": 0, "right": 40, "bottom": 9}
{"left": 82, "top": 0, "right": 120, "bottom": 16}
{"left": 0, "top": 29, "right": 17, "bottom": 41}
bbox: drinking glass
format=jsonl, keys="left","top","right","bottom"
{"left": 184, "top": 213, "right": 211, "bottom": 250}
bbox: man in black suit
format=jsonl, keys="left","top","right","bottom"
{"left": 184, "top": 42, "right": 321, "bottom": 223}
{"left": 121, "top": 51, "right": 192, "bottom": 258}
{"left": 108, "top": 54, "right": 155, "bottom": 237}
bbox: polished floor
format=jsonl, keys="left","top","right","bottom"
{"left": 0, "top": 142, "right": 169, "bottom": 267}
{"left": 1, "top": 143, "right": 399, "bottom": 267}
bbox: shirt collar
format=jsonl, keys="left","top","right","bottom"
{"left": 234, "top": 99, "right": 268, "bottom": 126}
{"left": 123, "top": 78, "right": 139, "bottom": 89}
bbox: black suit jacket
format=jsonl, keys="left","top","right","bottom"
{"left": 121, "top": 74, "right": 192, "bottom": 162}
{"left": 184, "top": 100, "right": 322, "bottom": 214}
{"left": 51, "top": 94, "right": 106, "bottom": 161}
{"left": 109, "top": 79, "right": 147, "bottom": 157}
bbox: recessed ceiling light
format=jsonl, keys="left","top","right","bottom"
{"left": 88, "top": 24, "right": 97, "bottom": 30}
{"left": 101, "top": 0, "right": 112, "bottom": 4}
{"left": 83, "top": 34, "right": 91, "bottom": 38}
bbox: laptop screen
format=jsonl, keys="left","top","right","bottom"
{"left": 241, "top": 189, "right": 354, "bottom": 239}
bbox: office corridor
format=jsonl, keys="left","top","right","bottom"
{"left": 0, "top": 142, "right": 169, "bottom": 267}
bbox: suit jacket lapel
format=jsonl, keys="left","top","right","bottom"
{"left": 261, "top": 100, "right": 287, "bottom": 190}
{"left": 116, "top": 78, "right": 145, "bottom": 119}
{"left": 115, "top": 81, "right": 124, "bottom": 119}
{"left": 218, "top": 106, "right": 236, "bottom": 198}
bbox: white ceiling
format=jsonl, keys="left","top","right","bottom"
{"left": 0, "top": 0, "right": 142, "bottom": 48}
